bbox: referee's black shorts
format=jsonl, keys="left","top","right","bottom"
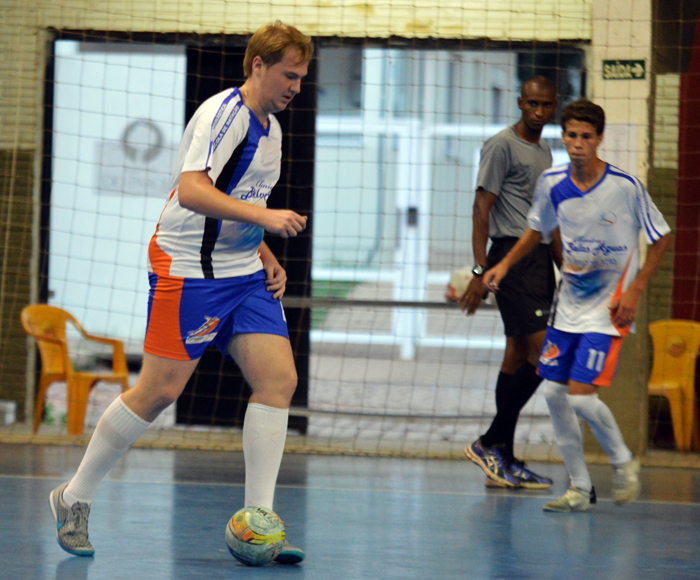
{"left": 486, "top": 237, "right": 556, "bottom": 338}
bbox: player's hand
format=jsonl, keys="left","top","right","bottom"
{"left": 608, "top": 287, "right": 641, "bottom": 334}
{"left": 263, "top": 261, "right": 287, "bottom": 300}
{"left": 482, "top": 263, "right": 508, "bottom": 294}
{"left": 459, "top": 276, "right": 489, "bottom": 315}
{"left": 262, "top": 210, "right": 307, "bottom": 238}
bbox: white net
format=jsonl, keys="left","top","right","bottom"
{"left": 0, "top": 1, "right": 688, "bottom": 461}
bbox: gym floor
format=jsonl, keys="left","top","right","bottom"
{"left": 2, "top": 442, "right": 700, "bottom": 580}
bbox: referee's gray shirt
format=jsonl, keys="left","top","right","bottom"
{"left": 476, "top": 126, "right": 552, "bottom": 240}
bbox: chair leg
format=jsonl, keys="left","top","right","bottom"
{"left": 692, "top": 401, "right": 700, "bottom": 452}
{"left": 665, "top": 393, "right": 687, "bottom": 451}
{"left": 683, "top": 397, "right": 695, "bottom": 453}
{"left": 66, "top": 377, "right": 96, "bottom": 436}
{"left": 33, "top": 375, "right": 53, "bottom": 434}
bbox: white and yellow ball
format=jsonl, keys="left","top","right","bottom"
{"left": 225, "top": 506, "right": 285, "bottom": 566}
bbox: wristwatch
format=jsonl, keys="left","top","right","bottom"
{"left": 471, "top": 265, "right": 486, "bottom": 277}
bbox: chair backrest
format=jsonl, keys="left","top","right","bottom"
{"left": 20, "top": 304, "right": 79, "bottom": 376}
{"left": 648, "top": 320, "right": 700, "bottom": 393}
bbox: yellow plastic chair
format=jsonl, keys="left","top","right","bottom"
{"left": 21, "top": 304, "right": 129, "bottom": 435}
{"left": 648, "top": 320, "right": 700, "bottom": 451}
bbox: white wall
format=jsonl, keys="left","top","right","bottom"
{"left": 50, "top": 40, "right": 186, "bottom": 346}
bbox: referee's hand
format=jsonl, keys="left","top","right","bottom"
{"left": 482, "top": 263, "right": 508, "bottom": 293}
{"left": 460, "top": 276, "right": 488, "bottom": 315}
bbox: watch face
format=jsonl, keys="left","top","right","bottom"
{"left": 472, "top": 265, "right": 485, "bottom": 276}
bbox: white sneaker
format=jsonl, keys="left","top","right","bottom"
{"left": 543, "top": 486, "right": 597, "bottom": 512}
{"left": 612, "top": 457, "right": 641, "bottom": 504}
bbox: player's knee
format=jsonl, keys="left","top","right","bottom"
{"left": 133, "top": 374, "right": 185, "bottom": 412}
{"left": 136, "top": 387, "right": 180, "bottom": 418}
{"left": 250, "top": 369, "right": 297, "bottom": 408}
{"left": 279, "top": 368, "right": 298, "bottom": 398}
{"left": 543, "top": 379, "right": 567, "bottom": 405}
{"left": 152, "top": 388, "right": 180, "bottom": 411}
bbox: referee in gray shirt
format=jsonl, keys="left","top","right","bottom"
{"left": 461, "top": 76, "right": 561, "bottom": 489}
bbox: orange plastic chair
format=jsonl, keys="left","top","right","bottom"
{"left": 21, "top": 304, "right": 129, "bottom": 435}
{"left": 648, "top": 320, "right": 700, "bottom": 451}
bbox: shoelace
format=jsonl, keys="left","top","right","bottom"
{"left": 69, "top": 503, "right": 90, "bottom": 536}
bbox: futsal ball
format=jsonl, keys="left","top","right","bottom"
{"left": 225, "top": 506, "right": 285, "bottom": 566}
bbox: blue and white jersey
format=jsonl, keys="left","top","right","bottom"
{"left": 148, "top": 88, "right": 282, "bottom": 279}
{"left": 528, "top": 163, "right": 671, "bottom": 335}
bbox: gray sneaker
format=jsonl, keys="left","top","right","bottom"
{"left": 612, "top": 457, "right": 641, "bottom": 504}
{"left": 274, "top": 540, "right": 304, "bottom": 565}
{"left": 543, "top": 486, "right": 597, "bottom": 512}
{"left": 49, "top": 483, "right": 94, "bottom": 556}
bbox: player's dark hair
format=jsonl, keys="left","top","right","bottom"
{"left": 243, "top": 21, "right": 314, "bottom": 78}
{"left": 561, "top": 99, "right": 605, "bottom": 135}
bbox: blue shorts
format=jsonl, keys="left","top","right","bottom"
{"left": 144, "top": 270, "right": 289, "bottom": 361}
{"left": 537, "top": 327, "right": 624, "bottom": 387}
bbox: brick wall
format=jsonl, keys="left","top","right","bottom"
{"left": 0, "top": 150, "right": 34, "bottom": 421}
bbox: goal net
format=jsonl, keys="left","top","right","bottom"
{"left": 0, "top": 0, "right": 690, "bottom": 461}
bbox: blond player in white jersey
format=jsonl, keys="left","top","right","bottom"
{"left": 49, "top": 22, "right": 313, "bottom": 561}
{"left": 484, "top": 99, "right": 672, "bottom": 512}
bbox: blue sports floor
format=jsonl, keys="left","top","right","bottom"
{"left": 2, "top": 443, "right": 700, "bottom": 580}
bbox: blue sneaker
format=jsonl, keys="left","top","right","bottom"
{"left": 274, "top": 540, "right": 304, "bottom": 565}
{"left": 509, "top": 459, "right": 553, "bottom": 490}
{"left": 49, "top": 482, "right": 95, "bottom": 557}
{"left": 464, "top": 439, "right": 522, "bottom": 487}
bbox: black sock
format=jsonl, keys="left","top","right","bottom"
{"left": 480, "top": 372, "right": 514, "bottom": 451}
{"left": 501, "top": 363, "right": 543, "bottom": 459}
{"left": 480, "top": 363, "right": 542, "bottom": 459}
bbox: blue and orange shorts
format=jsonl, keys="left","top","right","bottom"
{"left": 537, "top": 327, "right": 624, "bottom": 387}
{"left": 144, "top": 270, "right": 289, "bottom": 361}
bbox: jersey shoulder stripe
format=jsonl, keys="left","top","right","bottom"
{"left": 541, "top": 163, "right": 569, "bottom": 178}
{"left": 607, "top": 166, "right": 664, "bottom": 241}
{"left": 203, "top": 89, "right": 244, "bottom": 167}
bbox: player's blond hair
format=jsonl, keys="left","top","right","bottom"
{"left": 243, "top": 21, "right": 314, "bottom": 78}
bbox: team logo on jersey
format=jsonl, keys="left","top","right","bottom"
{"left": 598, "top": 211, "right": 616, "bottom": 226}
{"left": 539, "top": 340, "right": 560, "bottom": 366}
{"left": 185, "top": 316, "right": 220, "bottom": 344}
{"left": 241, "top": 179, "right": 274, "bottom": 201}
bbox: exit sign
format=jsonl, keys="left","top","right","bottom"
{"left": 603, "top": 60, "right": 646, "bottom": 80}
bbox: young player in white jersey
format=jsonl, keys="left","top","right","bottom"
{"left": 49, "top": 22, "right": 313, "bottom": 561}
{"left": 483, "top": 99, "right": 672, "bottom": 512}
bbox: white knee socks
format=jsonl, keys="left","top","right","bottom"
{"left": 243, "top": 403, "right": 289, "bottom": 510}
{"left": 63, "top": 395, "right": 150, "bottom": 506}
{"left": 568, "top": 393, "right": 633, "bottom": 466}
{"left": 543, "top": 380, "right": 592, "bottom": 492}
